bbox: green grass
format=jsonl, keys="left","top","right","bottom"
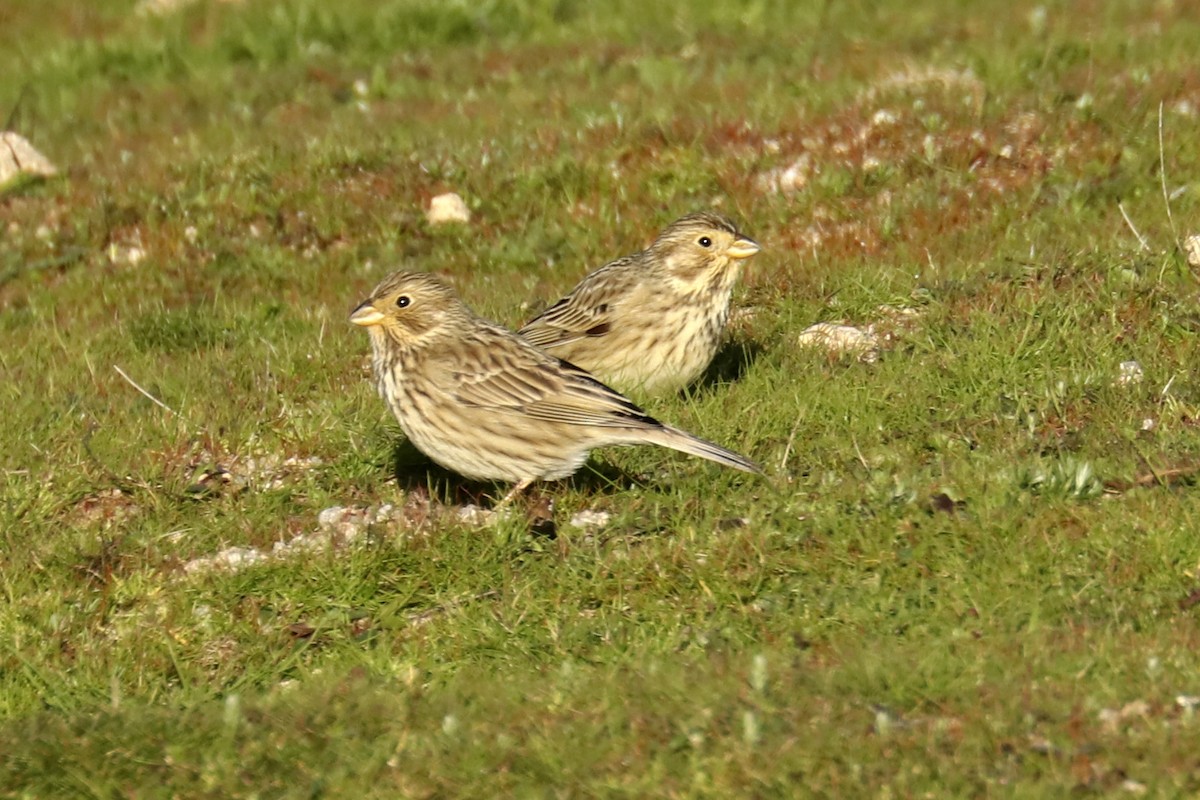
{"left": 4, "top": 0, "right": 1200, "bottom": 795}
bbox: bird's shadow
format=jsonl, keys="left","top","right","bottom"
{"left": 689, "top": 337, "right": 764, "bottom": 395}
{"left": 390, "top": 440, "right": 641, "bottom": 508}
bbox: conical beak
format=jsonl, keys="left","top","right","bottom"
{"left": 726, "top": 237, "right": 761, "bottom": 260}
{"left": 350, "top": 301, "right": 385, "bottom": 327}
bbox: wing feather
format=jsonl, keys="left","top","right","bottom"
{"left": 426, "top": 325, "right": 657, "bottom": 429}
{"left": 518, "top": 255, "right": 642, "bottom": 349}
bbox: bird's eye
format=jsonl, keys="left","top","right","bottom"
{"left": 396, "top": 296, "right": 411, "bottom": 309}
{"left": 698, "top": 236, "right": 712, "bottom": 248}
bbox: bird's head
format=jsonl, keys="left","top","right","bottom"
{"left": 350, "top": 271, "right": 468, "bottom": 351}
{"left": 647, "top": 211, "right": 760, "bottom": 293}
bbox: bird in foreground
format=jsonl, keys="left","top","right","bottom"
{"left": 350, "top": 270, "right": 761, "bottom": 506}
{"left": 518, "top": 211, "right": 760, "bottom": 395}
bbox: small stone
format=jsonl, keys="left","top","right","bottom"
{"left": 1120, "top": 699, "right": 1150, "bottom": 718}
{"left": 1100, "top": 699, "right": 1150, "bottom": 732}
{"left": 317, "top": 506, "right": 348, "bottom": 531}
{"left": 183, "top": 546, "right": 266, "bottom": 574}
{"left": 1174, "top": 100, "right": 1198, "bottom": 118}
{"left": 332, "top": 520, "right": 367, "bottom": 543}
{"left": 874, "top": 304, "right": 924, "bottom": 341}
{"left": 568, "top": 509, "right": 612, "bottom": 530}
{"left": 871, "top": 109, "right": 898, "bottom": 127}
{"left": 456, "top": 504, "right": 496, "bottom": 526}
{"left": 370, "top": 503, "right": 396, "bottom": 524}
{"left": 427, "top": 192, "right": 471, "bottom": 225}
{"left": 1183, "top": 234, "right": 1200, "bottom": 269}
{"left": 797, "top": 322, "right": 880, "bottom": 363}
{"left": 1117, "top": 360, "right": 1144, "bottom": 386}
{"left": 217, "top": 547, "right": 264, "bottom": 568}
{"left": 1027, "top": 6, "right": 1048, "bottom": 34}
{"left": 107, "top": 243, "right": 146, "bottom": 266}
{"left": 0, "top": 132, "right": 58, "bottom": 188}
{"left": 754, "top": 154, "right": 812, "bottom": 195}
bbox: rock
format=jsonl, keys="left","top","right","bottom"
{"left": 797, "top": 322, "right": 880, "bottom": 363}
{"left": 183, "top": 502, "right": 402, "bottom": 575}
{"left": 1116, "top": 360, "right": 1144, "bottom": 387}
{"left": 1184, "top": 233, "right": 1200, "bottom": 269}
{"left": 107, "top": 242, "right": 146, "bottom": 266}
{"left": 754, "top": 154, "right": 812, "bottom": 195}
{"left": 427, "top": 192, "right": 471, "bottom": 225}
{"left": 1098, "top": 699, "right": 1151, "bottom": 733}
{"left": 0, "top": 132, "right": 58, "bottom": 189}
{"left": 182, "top": 546, "right": 265, "bottom": 574}
{"left": 870, "top": 109, "right": 898, "bottom": 127}
{"left": 317, "top": 506, "right": 350, "bottom": 531}
{"left": 455, "top": 504, "right": 496, "bottom": 526}
{"left": 568, "top": 509, "right": 612, "bottom": 530}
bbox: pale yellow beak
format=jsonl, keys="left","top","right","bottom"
{"left": 726, "top": 237, "right": 761, "bottom": 260}
{"left": 350, "top": 302, "right": 385, "bottom": 327}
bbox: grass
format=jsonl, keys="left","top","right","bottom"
{"left": 3, "top": 0, "right": 1200, "bottom": 795}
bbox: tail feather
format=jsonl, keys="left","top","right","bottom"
{"left": 647, "top": 425, "right": 763, "bottom": 475}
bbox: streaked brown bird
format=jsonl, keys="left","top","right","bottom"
{"left": 518, "top": 211, "right": 760, "bottom": 395}
{"left": 351, "top": 270, "right": 761, "bottom": 505}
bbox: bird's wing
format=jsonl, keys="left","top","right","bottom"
{"left": 427, "top": 327, "right": 657, "bottom": 429}
{"left": 517, "top": 257, "right": 641, "bottom": 348}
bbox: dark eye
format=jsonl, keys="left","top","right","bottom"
{"left": 698, "top": 236, "right": 712, "bottom": 248}
{"left": 396, "top": 295, "right": 411, "bottom": 308}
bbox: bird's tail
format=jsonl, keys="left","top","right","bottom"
{"left": 645, "top": 425, "right": 763, "bottom": 475}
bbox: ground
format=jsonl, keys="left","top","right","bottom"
{"left": 3, "top": 0, "right": 1200, "bottom": 796}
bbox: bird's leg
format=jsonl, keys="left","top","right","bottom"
{"left": 493, "top": 478, "right": 535, "bottom": 511}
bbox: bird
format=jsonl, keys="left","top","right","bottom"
{"left": 350, "top": 270, "right": 761, "bottom": 506}
{"left": 518, "top": 211, "right": 760, "bottom": 395}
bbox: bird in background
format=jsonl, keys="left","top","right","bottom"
{"left": 351, "top": 270, "right": 761, "bottom": 506}
{"left": 518, "top": 211, "right": 761, "bottom": 395}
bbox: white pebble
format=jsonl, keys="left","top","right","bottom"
{"left": 0, "top": 132, "right": 58, "bottom": 187}
{"left": 427, "top": 192, "right": 471, "bottom": 225}
{"left": 871, "top": 109, "right": 898, "bottom": 127}
{"left": 568, "top": 509, "right": 612, "bottom": 530}
{"left": 1183, "top": 234, "right": 1200, "bottom": 269}
{"left": 1117, "top": 360, "right": 1144, "bottom": 386}
{"left": 456, "top": 504, "right": 496, "bottom": 526}
{"left": 317, "top": 506, "right": 348, "bottom": 530}
{"left": 797, "top": 322, "right": 881, "bottom": 363}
